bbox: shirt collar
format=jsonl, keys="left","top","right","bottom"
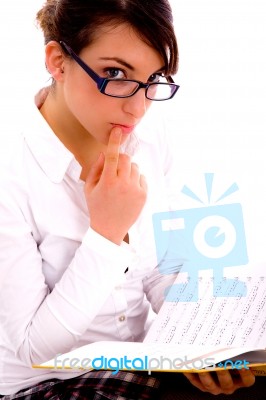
{"left": 23, "top": 87, "right": 155, "bottom": 183}
{"left": 22, "top": 89, "right": 80, "bottom": 183}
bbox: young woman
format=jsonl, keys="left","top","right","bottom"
{"left": 0, "top": 0, "right": 258, "bottom": 398}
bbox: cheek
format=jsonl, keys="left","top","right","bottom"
{"left": 66, "top": 89, "right": 116, "bottom": 141}
{"left": 63, "top": 72, "right": 126, "bottom": 142}
{"left": 64, "top": 77, "right": 104, "bottom": 122}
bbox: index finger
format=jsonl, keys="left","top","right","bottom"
{"left": 103, "top": 127, "right": 122, "bottom": 178}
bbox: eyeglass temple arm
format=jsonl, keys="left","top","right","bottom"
{"left": 59, "top": 41, "right": 105, "bottom": 88}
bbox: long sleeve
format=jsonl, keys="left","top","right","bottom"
{"left": 0, "top": 168, "right": 136, "bottom": 366}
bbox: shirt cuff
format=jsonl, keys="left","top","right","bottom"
{"left": 82, "top": 227, "right": 138, "bottom": 272}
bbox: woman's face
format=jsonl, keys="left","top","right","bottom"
{"left": 61, "top": 23, "right": 165, "bottom": 146}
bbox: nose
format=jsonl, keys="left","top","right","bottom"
{"left": 122, "top": 89, "right": 151, "bottom": 119}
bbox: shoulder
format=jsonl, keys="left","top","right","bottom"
{"left": 136, "top": 106, "right": 175, "bottom": 174}
{"left": 0, "top": 92, "right": 46, "bottom": 185}
{"left": 0, "top": 132, "right": 29, "bottom": 205}
{"left": 137, "top": 106, "right": 169, "bottom": 145}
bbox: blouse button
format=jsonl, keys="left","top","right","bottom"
{"left": 119, "top": 315, "right": 126, "bottom": 322}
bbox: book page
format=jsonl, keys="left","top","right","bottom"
{"left": 144, "top": 265, "right": 266, "bottom": 349}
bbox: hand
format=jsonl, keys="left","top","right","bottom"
{"left": 85, "top": 127, "right": 147, "bottom": 245}
{"left": 184, "top": 369, "right": 255, "bottom": 395}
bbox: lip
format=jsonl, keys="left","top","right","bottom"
{"left": 111, "top": 124, "right": 136, "bottom": 135}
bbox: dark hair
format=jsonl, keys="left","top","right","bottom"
{"left": 36, "top": 0, "right": 178, "bottom": 76}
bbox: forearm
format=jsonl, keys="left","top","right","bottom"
{"left": 1, "top": 227, "right": 134, "bottom": 366}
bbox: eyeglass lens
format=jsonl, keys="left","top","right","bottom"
{"left": 104, "top": 80, "right": 175, "bottom": 100}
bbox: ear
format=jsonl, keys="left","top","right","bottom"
{"left": 45, "top": 41, "right": 66, "bottom": 82}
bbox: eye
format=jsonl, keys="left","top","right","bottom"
{"left": 104, "top": 68, "right": 126, "bottom": 80}
{"left": 148, "top": 73, "right": 163, "bottom": 83}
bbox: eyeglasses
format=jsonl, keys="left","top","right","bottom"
{"left": 60, "top": 41, "right": 179, "bottom": 101}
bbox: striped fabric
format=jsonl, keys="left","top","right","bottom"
{"left": 0, "top": 370, "right": 160, "bottom": 400}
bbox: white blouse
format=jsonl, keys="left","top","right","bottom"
{"left": 0, "top": 91, "right": 179, "bottom": 395}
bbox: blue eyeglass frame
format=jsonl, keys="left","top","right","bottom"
{"left": 59, "top": 41, "right": 179, "bottom": 100}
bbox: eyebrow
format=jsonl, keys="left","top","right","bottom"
{"left": 99, "top": 57, "right": 166, "bottom": 74}
{"left": 99, "top": 57, "right": 135, "bottom": 70}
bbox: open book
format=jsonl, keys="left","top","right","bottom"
{"left": 35, "top": 264, "right": 266, "bottom": 375}
{"left": 142, "top": 264, "right": 266, "bottom": 375}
